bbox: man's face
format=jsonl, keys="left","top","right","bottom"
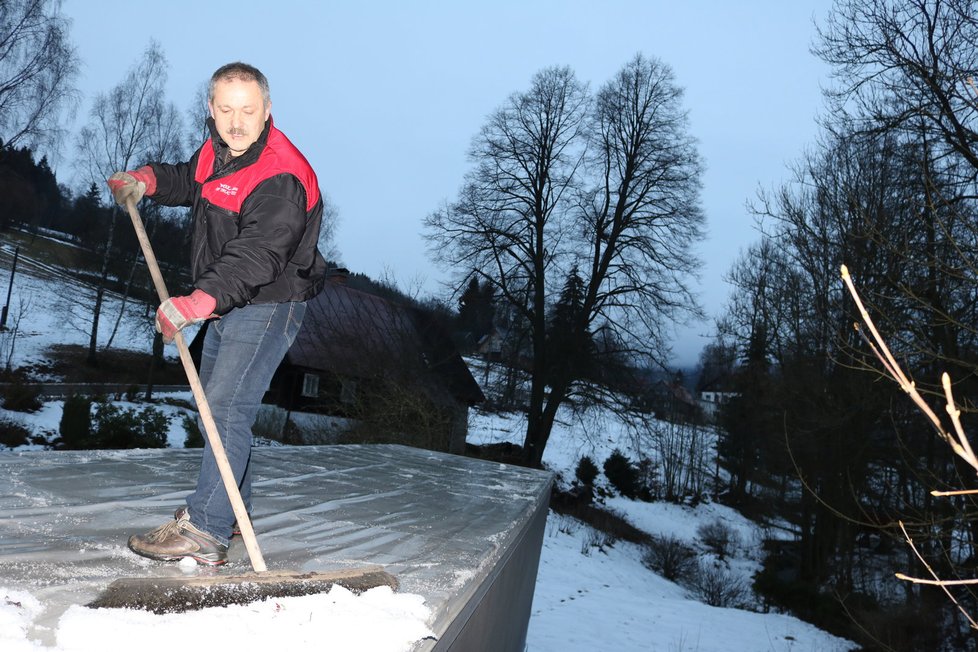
{"left": 208, "top": 77, "right": 271, "bottom": 157}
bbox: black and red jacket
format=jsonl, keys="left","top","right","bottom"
{"left": 148, "top": 117, "right": 327, "bottom": 314}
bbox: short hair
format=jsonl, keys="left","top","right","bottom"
{"left": 209, "top": 62, "right": 271, "bottom": 106}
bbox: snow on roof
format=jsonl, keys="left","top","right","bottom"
{"left": 0, "top": 444, "right": 552, "bottom": 650}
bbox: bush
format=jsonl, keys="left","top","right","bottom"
{"left": 636, "top": 457, "right": 659, "bottom": 500}
{"left": 59, "top": 394, "right": 93, "bottom": 449}
{"left": 3, "top": 383, "right": 43, "bottom": 413}
{"left": 690, "top": 561, "right": 748, "bottom": 608}
{"left": 92, "top": 403, "right": 170, "bottom": 449}
{"left": 183, "top": 413, "right": 203, "bottom": 448}
{"left": 697, "top": 519, "right": 739, "bottom": 560}
{"left": 580, "top": 527, "right": 615, "bottom": 556}
{"left": 603, "top": 449, "right": 641, "bottom": 498}
{"left": 0, "top": 418, "right": 31, "bottom": 448}
{"left": 124, "top": 385, "right": 141, "bottom": 402}
{"left": 575, "top": 455, "right": 599, "bottom": 486}
{"left": 642, "top": 535, "right": 697, "bottom": 583}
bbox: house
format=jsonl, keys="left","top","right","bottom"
{"left": 696, "top": 386, "right": 738, "bottom": 423}
{"left": 641, "top": 376, "right": 701, "bottom": 422}
{"left": 190, "top": 271, "right": 484, "bottom": 453}
{"left": 476, "top": 324, "right": 532, "bottom": 370}
{"left": 263, "top": 271, "right": 484, "bottom": 452}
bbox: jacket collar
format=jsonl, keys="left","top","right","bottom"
{"left": 206, "top": 116, "right": 273, "bottom": 171}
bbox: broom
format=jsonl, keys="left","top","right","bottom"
{"left": 87, "top": 199, "right": 396, "bottom": 613}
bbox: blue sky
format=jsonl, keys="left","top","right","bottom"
{"left": 61, "top": 0, "right": 834, "bottom": 366}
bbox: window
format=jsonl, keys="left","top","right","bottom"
{"left": 301, "top": 373, "right": 319, "bottom": 398}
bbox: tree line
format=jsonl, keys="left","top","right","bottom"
{"left": 709, "top": 0, "right": 978, "bottom": 648}
{"left": 0, "top": 0, "right": 201, "bottom": 367}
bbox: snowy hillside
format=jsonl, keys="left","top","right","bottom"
{"left": 0, "top": 242, "right": 857, "bottom": 651}
{"left": 467, "top": 409, "right": 856, "bottom": 652}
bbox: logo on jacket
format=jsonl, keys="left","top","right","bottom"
{"left": 216, "top": 183, "right": 239, "bottom": 196}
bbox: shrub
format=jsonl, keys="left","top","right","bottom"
{"left": 2, "top": 383, "right": 42, "bottom": 413}
{"left": 183, "top": 413, "right": 203, "bottom": 448}
{"left": 603, "top": 448, "right": 640, "bottom": 498}
{"left": 636, "top": 457, "right": 658, "bottom": 500}
{"left": 642, "top": 535, "right": 697, "bottom": 583}
{"left": 0, "top": 418, "right": 31, "bottom": 448}
{"left": 575, "top": 455, "right": 599, "bottom": 486}
{"left": 697, "top": 519, "right": 739, "bottom": 560}
{"left": 59, "top": 394, "right": 93, "bottom": 449}
{"left": 580, "top": 527, "right": 614, "bottom": 556}
{"left": 252, "top": 406, "right": 286, "bottom": 440}
{"left": 690, "top": 561, "right": 748, "bottom": 608}
{"left": 92, "top": 403, "right": 170, "bottom": 449}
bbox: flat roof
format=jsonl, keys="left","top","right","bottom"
{"left": 0, "top": 444, "right": 553, "bottom": 648}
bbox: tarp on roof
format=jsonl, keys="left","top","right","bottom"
{"left": 0, "top": 444, "right": 551, "bottom": 649}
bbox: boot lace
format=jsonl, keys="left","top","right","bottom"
{"left": 145, "top": 513, "right": 189, "bottom": 543}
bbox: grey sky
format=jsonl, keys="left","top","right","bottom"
{"left": 61, "top": 0, "right": 834, "bottom": 366}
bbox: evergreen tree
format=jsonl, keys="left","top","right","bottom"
{"left": 68, "top": 183, "right": 108, "bottom": 248}
{"left": 457, "top": 276, "right": 495, "bottom": 349}
{"left": 32, "top": 155, "right": 63, "bottom": 231}
{"left": 545, "top": 266, "right": 593, "bottom": 384}
{"left": 0, "top": 145, "right": 69, "bottom": 232}
{"left": 718, "top": 325, "right": 772, "bottom": 503}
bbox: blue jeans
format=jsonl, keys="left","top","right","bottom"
{"left": 186, "top": 301, "right": 305, "bottom": 545}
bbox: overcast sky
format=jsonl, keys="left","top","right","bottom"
{"left": 60, "top": 0, "right": 835, "bottom": 367}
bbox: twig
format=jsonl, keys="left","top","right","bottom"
{"left": 896, "top": 521, "right": 978, "bottom": 630}
{"left": 842, "top": 264, "right": 978, "bottom": 631}
{"left": 840, "top": 265, "right": 978, "bottom": 472}
{"left": 931, "top": 489, "right": 978, "bottom": 497}
{"left": 943, "top": 372, "right": 978, "bottom": 471}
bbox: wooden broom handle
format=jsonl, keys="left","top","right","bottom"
{"left": 124, "top": 200, "right": 267, "bottom": 572}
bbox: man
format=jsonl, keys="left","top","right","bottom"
{"left": 107, "top": 62, "right": 327, "bottom": 565}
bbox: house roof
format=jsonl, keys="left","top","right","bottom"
{"left": 288, "top": 279, "right": 416, "bottom": 375}
{"left": 286, "top": 277, "right": 485, "bottom": 405}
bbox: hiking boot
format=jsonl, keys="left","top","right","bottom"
{"left": 128, "top": 507, "right": 228, "bottom": 565}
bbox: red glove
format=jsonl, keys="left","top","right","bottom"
{"left": 106, "top": 165, "right": 157, "bottom": 206}
{"left": 155, "top": 289, "right": 217, "bottom": 343}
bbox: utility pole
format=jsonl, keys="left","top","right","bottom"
{"left": 1, "top": 246, "right": 20, "bottom": 330}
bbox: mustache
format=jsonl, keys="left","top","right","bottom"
{"left": 228, "top": 127, "right": 248, "bottom": 137}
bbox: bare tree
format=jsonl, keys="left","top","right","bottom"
{"left": 427, "top": 65, "right": 588, "bottom": 466}
{"left": 814, "top": 0, "right": 978, "bottom": 384}
{"left": 104, "top": 99, "right": 186, "bottom": 350}
{"left": 815, "top": 0, "right": 978, "bottom": 171}
{"left": 0, "top": 0, "right": 78, "bottom": 152}
{"left": 185, "top": 80, "right": 210, "bottom": 152}
{"left": 73, "top": 41, "right": 175, "bottom": 365}
{"left": 318, "top": 191, "right": 341, "bottom": 263}
{"left": 0, "top": 294, "right": 33, "bottom": 371}
{"left": 427, "top": 56, "right": 704, "bottom": 468}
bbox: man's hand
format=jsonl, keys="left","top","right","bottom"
{"left": 106, "top": 165, "right": 157, "bottom": 207}
{"left": 155, "top": 289, "right": 217, "bottom": 344}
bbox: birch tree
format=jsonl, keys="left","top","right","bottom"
{"left": 0, "top": 0, "right": 78, "bottom": 152}
{"left": 73, "top": 41, "right": 179, "bottom": 365}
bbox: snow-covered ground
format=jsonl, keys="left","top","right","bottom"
{"left": 0, "top": 244, "right": 857, "bottom": 651}
{"left": 467, "top": 410, "right": 856, "bottom": 652}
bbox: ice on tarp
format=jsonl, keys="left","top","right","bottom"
{"left": 0, "top": 444, "right": 553, "bottom": 650}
